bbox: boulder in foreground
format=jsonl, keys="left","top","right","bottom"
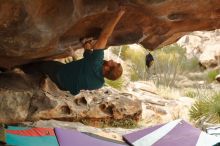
{"left": 0, "top": 69, "right": 142, "bottom": 125}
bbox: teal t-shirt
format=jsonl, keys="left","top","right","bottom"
{"left": 56, "top": 50, "right": 104, "bottom": 95}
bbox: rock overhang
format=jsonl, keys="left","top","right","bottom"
{"left": 0, "top": 0, "right": 220, "bottom": 69}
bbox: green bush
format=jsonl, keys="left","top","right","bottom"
{"left": 104, "top": 77, "right": 124, "bottom": 90}
{"left": 182, "top": 57, "right": 201, "bottom": 73}
{"left": 190, "top": 93, "right": 220, "bottom": 124}
{"left": 150, "top": 44, "right": 185, "bottom": 87}
{"left": 206, "top": 70, "right": 219, "bottom": 83}
{"left": 109, "top": 119, "right": 137, "bottom": 128}
{"left": 149, "top": 44, "right": 202, "bottom": 87}
{"left": 81, "top": 118, "right": 137, "bottom": 128}
{"left": 111, "top": 44, "right": 201, "bottom": 88}
{"left": 184, "top": 90, "right": 198, "bottom": 98}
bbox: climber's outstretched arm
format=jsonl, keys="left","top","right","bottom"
{"left": 94, "top": 9, "right": 125, "bottom": 49}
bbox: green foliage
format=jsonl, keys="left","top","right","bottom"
{"left": 184, "top": 90, "right": 198, "bottom": 98}
{"left": 81, "top": 118, "right": 137, "bottom": 128}
{"left": 149, "top": 44, "right": 201, "bottom": 87}
{"left": 109, "top": 119, "right": 137, "bottom": 128}
{"left": 190, "top": 93, "right": 220, "bottom": 124}
{"left": 206, "top": 70, "right": 219, "bottom": 83}
{"left": 111, "top": 45, "right": 147, "bottom": 81}
{"left": 182, "top": 57, "right": 201, "bottom": 73}
{"left": 105, "top": 77, "right": 124, "bottom": 90}
{"left": 111, "top": 44, "right": 201, "bottom": 88}
{"left": 150, "top": 44, "right": 185, "bottom": 87}
{"left": 160, "top": 44, "right": 186, "bottom": 54}
{"left": 183, "top": 84, "right": 214, "bottom": 99}
{"left": 81, "top": 119, "right": 89, "bottom": 125}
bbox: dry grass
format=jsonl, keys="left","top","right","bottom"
{"left": 157, "top": 86, "right": 181, "bottom": 99}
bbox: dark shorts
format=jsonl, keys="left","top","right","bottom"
{"left": 38, "top": 61, "right": 64, "bottom": 89}
{"left": 21, "top": 61, "right": 64, "bottom": 89}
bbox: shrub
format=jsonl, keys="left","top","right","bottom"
{"left": 110, "top": 44, "right": 201, "bottom": 88}
{"left": 104, "top": 77, "right": 124, "bottom": 90}
{"left": 184, "top": 90, "right": 198, "bottom": 98}
{"left": 109, "top": 119, "right": 137, "bottom": 128}
{"left": 150, "top": 44, "right": 185, "bottom": 87}
{"left": 190, "top": 93, "right": 220, "bottom": 124}
{"left": 206, "top": 70, "right": 219, "bottom": 83}
{"left": 182, "top": 56, "right": 201, "bottom": 73}
{"left": 149, "top": 44, "right": 202, "bottom": 87}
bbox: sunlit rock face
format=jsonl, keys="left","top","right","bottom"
{"left": 178, "top": 29, "right": 220, "bottom": 68}
{"left": 0, "top": 0, "right": 220, "bottom": 69}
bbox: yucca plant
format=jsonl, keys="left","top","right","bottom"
{"left": 190, "top": 93, "right": 220, "bottom": 124}
{"left": 150, "top": 44, "right": 186, "bottom": 87}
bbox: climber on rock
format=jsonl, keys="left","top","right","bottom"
{"left": 21, "top": 9, "right": 125, "bottom": 95}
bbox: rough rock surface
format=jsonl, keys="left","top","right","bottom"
{"left": 23, "top": 81, "right": 194, "bottom": 141}
{"left": 124, "top": 81, "right": 194, "bottom": 125}
{"left": 0, "top": 69, "right": 141, "bottom": 124}
{"left": 178, "top": 29, "right": 220, "bottom": 68}
{"left": 0, "top": 0, "right": 220, "bottom": 69}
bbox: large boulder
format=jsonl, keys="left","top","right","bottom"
{"left": 123, "top": 81, "right": 194, "bottom": 126}
{"left": 0, "top": 69, "right": 141, "bottom": 124}
{"left": 22, "top": 81, "right": 194, "bottom": 140}
{"left": 178, "top": 29, "right": 220, "bottom": 68}
{"left": 0, "top": 0, "right": 220, "bottom": 69}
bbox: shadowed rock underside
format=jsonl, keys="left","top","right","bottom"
{"left": 0, "top": 0, "right": 220, "bottom": 69}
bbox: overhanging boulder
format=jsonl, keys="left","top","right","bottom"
{"left": 0, "top": 0, "right": 220, "bottom": 69}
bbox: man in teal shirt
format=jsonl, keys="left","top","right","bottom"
{"left": 21, "top": 9, "right": 125, "bottom": 95}
{"left": 56, "top": 49, "right": 105, "bottom": 95}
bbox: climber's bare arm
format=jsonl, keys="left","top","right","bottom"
{"left": 93, "top": 9, "right": 125, "bottom": 49}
